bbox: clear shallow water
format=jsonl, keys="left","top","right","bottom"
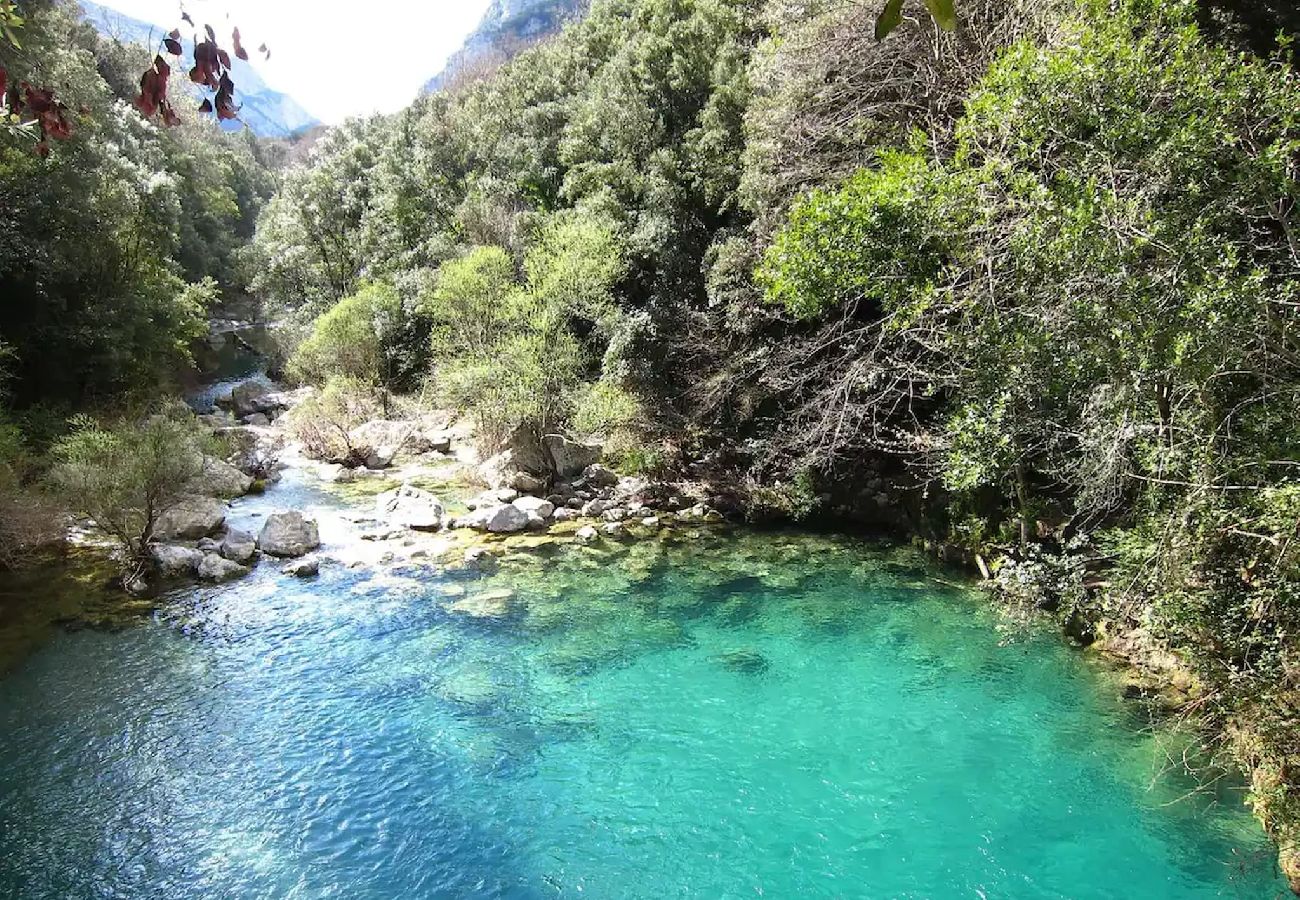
{"left": 0, "top": 530, "right": 1286, "bottom": 898}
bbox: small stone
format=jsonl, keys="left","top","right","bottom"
{"left": 553, "top": 508, "right": 578, "bottom": 522}
{"left": 574, "top": 525, "right": 599, "bottom": 545}
{"left": 601, "top": 521, "right": 628, "bottom": 540}
{"left": 282, "top": 557, "right": 320, "bottom": 578}
{"left": 602, "top": 507, "right": 629, "bottom": 523}
{"left": 581, "top": 499, "right": 608, "bottom": 517}
{"left": 511, "top": 472, "right": 546, "bottom": 494}
{"left": 641, "top": 516, "right": 661, "bottom": 529}
{"left": 582, "top": 464, "right": 619, "bottom": 488}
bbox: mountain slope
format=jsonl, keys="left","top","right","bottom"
{"left": 422, "top": 0, "right": 587, "bottom": 94}
{"left": 79, "top": 1, "right": 320, "bottom": 138}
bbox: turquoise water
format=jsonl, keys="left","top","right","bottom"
{"left": 0, "top": 531, "right": 1286, "bottom": 898}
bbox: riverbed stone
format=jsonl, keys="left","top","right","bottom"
{"left": 464, "top": 546, "right": 499, "bottom": 573}
{"left": 582, "top": 464, "right": 619, "bottom": 488}
{"left": 375, "top": 483, "right": 445, "bottom": 531}
{"left": 574, "top": 525, "right": 600, "bottom": 545}
{"left": 282, "top": 556, "right": 320, "bottom": 578}
{"left": 231, "top": 380, "right": 274, "bottom": 417}
{"left": 155, "top": 496, "right": 226, "bottom": 541}
{"left": 198, "top": 552, "right": 248, "bottom": 582}
{"left": 512, "top": 496, "right": 555, "bottom": 520}
{"left": 192, "top": 456, "right": 254, "bottom": 498}
{"left": 257, "top": 511, "right": 320, "bottom": 557}
{"left": 485, "top": 504, "right": 529, "bottom": 534}
{"left": 150, "top": 543, "right": 203, "bottom": 577}
{"left": 220, "top": 529, "right": 256, "bottom": 564}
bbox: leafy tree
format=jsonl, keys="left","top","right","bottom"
{"left": 48, "top": 405, "right": 212, "bottom": 581}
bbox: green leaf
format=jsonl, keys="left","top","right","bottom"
{"left": 875, "top": 0, "right": 905, "bottom": 41}
{"left": 922, "top": 0, "right": 958, "bottom": 31}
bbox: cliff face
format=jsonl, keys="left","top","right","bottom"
{"left": 422, "top": 0, "right": 588, "bottom": 94}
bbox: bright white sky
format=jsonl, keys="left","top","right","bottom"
{"left": 96, "top": 0, "right": 492, "bottom": 123}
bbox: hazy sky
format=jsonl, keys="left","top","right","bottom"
{"left": 96, "top": 0, "right": 492, "bottom": 122}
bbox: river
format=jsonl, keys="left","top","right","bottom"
{"left": 0, "top": 451, "right": 1287, "bottom": 896}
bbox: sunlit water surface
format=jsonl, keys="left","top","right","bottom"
{"left": 0, "top": 522, "right": 1287, "bottom": 898}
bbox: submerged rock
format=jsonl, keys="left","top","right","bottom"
{"left": 375, "top": 483, "right": 446, "bottom": 531}
{"left": 449, "top": 587, "right": 515, "bottom": 618}
{"left": 463, "top": 546, "right": 499, "bottom": 573}
{"left": 155, "top": 496, "right": 226, "bottom": 541}
{"left": 257, "top": 512, "right": 320, "bottom": 557}
{"left": 716, "top": 648, "right": 770, "bottom": 676}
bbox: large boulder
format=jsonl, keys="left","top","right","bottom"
{"left": 191, "top": 456, "right": 254, "bottom": 498}
{"left": 543, "top": 434, "right": 602, "bottom": 477}
{"left": 231, "top": 380, "right": 274, "bottom": 418}
{"left": 375, "top": 484, "right": 445, "bottom": 531}
{"left": 512, "top": 496, "right": 555, "bottom": 520}
{"left": 257, "top": 511, "right": 321, "bottom": 557}
{"left": 150, "top": 543, "right": 203, "bottom": 577}
{"left": 220, "top": 529, "right": 256, "bottom": 564}
{"left": 198, "top": 552, "right": 249, "bottom": 583}
{"left": 485, "top": 504, "right": 529, "bottom": 534}
{"left": 582, "top": 464, "right": 619, "bottom": 489}
{"left": 155, "top": 496, "right": 226, "bottom": 541}
{"left": 348, "top": 420, "right": 414, "bottom": 470}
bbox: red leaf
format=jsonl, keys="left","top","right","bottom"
{"left": 181, "top": 11, "right": 193, "bottom": 26}
{"left": 198, "top": 98, "right": 213, "bottom": 113}
{"left": 169, "top": 28, "right": 181, "bottom": 41}
{"left": 217, "top": 48, "right": 231, "bottom": 70}
{"left": 164, "top": 37, "right": 182, "bottom": 55}
{"left": 35, "top": 141, "right": 49, "bottom": 158}
{"left": 0, "top": 67, "right": 7, "bottom": 103}
{"left": 232, "top": 27, "right": 248, "bottom": 61}
{"left": 205, "top": 24, "right": 215, "bottom": 43}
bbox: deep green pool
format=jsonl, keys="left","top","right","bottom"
{"left": 0, "top": 532, "right": 1286, "bottom": 897}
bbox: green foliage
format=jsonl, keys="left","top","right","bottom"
{"left": 288, "top": 281, "right": 426, "bottom": 396}
{"left": 573, "top": 379, "right": 643, "bottom": 437}
{"left": 0, "top": 2, "right": 276, "bottom": 408}
{"left": 427, "top": 213, "right": 627, "bottom": 446}
{"left": 48, "top": 405, "right": 211, "bottom": 574}
{"left": 759, "top": 151, "right": 959, "bottom": 318}
{"left": 286, "top": 376, "right": 382, "bottom": 466}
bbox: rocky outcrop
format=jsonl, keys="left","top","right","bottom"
{"left": 257, "top": 511, "right": 320, "bottom": 557}
{"left": 155, "top": 496, "right": 226, "bottom": 541}
{"left": 581, "top": 463, "right": 619, "bottom": 488}
{"left": 231, "top": 380, "right": 274, "bottom": 418}
{"left": 375, "top": 484, "right": 445, "bottom": 531}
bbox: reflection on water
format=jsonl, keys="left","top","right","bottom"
{"left": 0, "top": 530, "right": 1287, "bottom": 898}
